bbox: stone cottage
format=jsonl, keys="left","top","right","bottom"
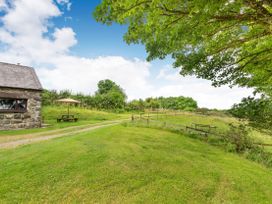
{"left": 0, "top": 62, "right": 43, "bottom": 130}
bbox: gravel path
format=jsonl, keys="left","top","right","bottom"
{"left": 0, "top": 121, "right": 122, "bottom": 149}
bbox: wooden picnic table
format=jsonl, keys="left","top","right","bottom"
{"left": 57, "top": 114, "right": 79, "bottom": 122}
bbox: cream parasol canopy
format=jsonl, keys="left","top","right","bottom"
{"left": 56, "top": 98, "right": 80, "bottom": 115}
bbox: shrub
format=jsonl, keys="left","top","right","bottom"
{"left": 244, "top": 147, "right": 272, "bottom": 168}
{"left": 222, "top": 124, "right": 253, "bottom": 153}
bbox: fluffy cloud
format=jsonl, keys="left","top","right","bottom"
{"left": 1, "top": 0, "right": 61, "bottom": 35}
{"left": 155, "top": 68, "right": 253, "bottom": 109}
{"left": 38, "top": 56, "right": 152, "bottom": 100}
{"left": 0, "top": 0, "right": 7, "bottom": 9}
{"left": 53, "top": 28, "right": 77, "bottom": 53}
{"left": 56, "top": 0, "right": 72, "bottom": 10}
{"left": 0, "top": 0, "right": 153, "bottom": 100}
{"left": 0, "top": 0, "right": 253, "bottom": 109}
{"left": 0, "top": 0, "right": 68, "bottom": 64}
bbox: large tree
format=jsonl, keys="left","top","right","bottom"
{"left": 96, "top": 79, "right": 126, "bottom": 97}
{"left": 94, "top": 0, "right": 272, "bottom": 95}
{"left": 95, "top": 79, "right": 127, "bottom": 109}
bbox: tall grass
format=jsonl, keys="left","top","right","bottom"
{"left": 42, "top": 106, "right": 128, "bottom": 124}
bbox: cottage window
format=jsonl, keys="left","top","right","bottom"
{"left": 0, "top": 98, "right": 27, "bottom": 113}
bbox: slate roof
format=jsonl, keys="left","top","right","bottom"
{"left": 0, "top": 62, "right": 43, "bottom": 91}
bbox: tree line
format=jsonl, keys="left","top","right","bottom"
{"left": 42, "top": 79, "right": 198, "bottom": 112}
{"left": 127, "top": 96, "right": 197, "bottom": 112}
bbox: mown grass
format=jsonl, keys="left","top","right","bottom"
{"left": 144, "top": 112, "right": 272, "bottom": 147}
{"left": 0, "top": 120, "right": 118, "bottom": 144}
{"left": 0, "top": 106, "right": 128, "bottom": 136}
{"left": 0, "top": 125, "right": 272, "bottom": 203}
{"left": 43, "top": 106, "right": 127, "bottom": 123}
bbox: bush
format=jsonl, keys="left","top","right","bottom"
{"left": 222, "top": 124, "right": 272, "bottom": 167}
{"left": 222, "top": 124, "right": 253, "bottom": 153}
{"left": 245, "top": 147, "right": 272, "bottom": 167}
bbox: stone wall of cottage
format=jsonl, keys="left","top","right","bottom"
{"left": 0, "top": 88, "right": 42, "bottom": 130}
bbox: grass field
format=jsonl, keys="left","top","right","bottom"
{"left": 0, "top": 125, "right": 272, "bottom": 203}
{"left": 0, "top": 106, "right": 128, "bottom": 136}
{"left": 146, "top": 111, "right": 238, "bottom": 132}
{"left": 140, "top": 112, "right": 272, "bottom": 151}
{"left": 1, "top": 109, "right": 272, "bottom": 203}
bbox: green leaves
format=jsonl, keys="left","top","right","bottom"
{"left": 94, "top": 0, "right": 272, "bottom": 95}
{"left": 126, "top": 96, "right": 198, "bottom": 111}
{"left": 95, "top": 79, "right": 127, "bottom": 110}
{"left": 229, "top": 96, "right": 272, "bottom": 130}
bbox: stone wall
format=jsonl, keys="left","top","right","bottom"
{"left": 0, "top": 88, "right": 42, "bottom": 130}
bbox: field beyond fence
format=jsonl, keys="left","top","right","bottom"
{"left": 130, "top": 111, "right": 272, "bottom": 147}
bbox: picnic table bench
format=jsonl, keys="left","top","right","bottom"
{"left": 57, "top": 114, "right": 79, "bottom": 122}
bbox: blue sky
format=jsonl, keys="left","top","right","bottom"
{"left": 0, "top": 0, "right": 253, "bottom": 109}
{"left": 54, "top": 0, "right": 148, "bottom": 58}
{"left": 54, "top": 0, "right": 167, "bottom": 78}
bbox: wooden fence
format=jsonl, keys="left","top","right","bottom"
{"left": 130, "top": 114, "right": 272, "bottom": 147}
{"left": 131, "top": 114, "right": 218, "bottom": 137}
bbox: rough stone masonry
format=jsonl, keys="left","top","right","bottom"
{"left": 0, "top": 62, "right": 43, "bottom": 130}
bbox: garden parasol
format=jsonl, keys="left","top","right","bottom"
{"left": 56, "top": 98, "right": 80, "bottom": 115}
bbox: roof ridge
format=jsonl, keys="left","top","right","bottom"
{"left": 0, "top": 62, "right": 43, "bottom": 91}
{"left": 0, "top": 61, "right": 32, "bottom": 68}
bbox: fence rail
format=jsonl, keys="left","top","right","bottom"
{"left": 131, "top": 116, "right": 217, "bottom": 137}
{"left": 130, "top": 114, "right": 272, "bottom": 147}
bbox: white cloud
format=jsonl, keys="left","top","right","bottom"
{"left": 155, "top": 68, "right": 253, "bottom": 109}
{"left": 0, "top": 0, "right": 253, "bottom": 109}
{"left": 0, "top": 0, "right": 78, "bottom": 62}
{"left": 1, "top": 0, "right": 61, "bottom": 35}
{"left": 38, "top": 56, "right": 152, "bottom": 100}
{"left": 0, "top": 0, "right": 7, "bottom": 10}
{"left": 0, "top": 0, "right": 153, "bottom": 101}
{"left": 53, "top": 28, "right": 77, "bottom": 53}
{"left": 56, "top": 0, "right": 72, "bottom": 10}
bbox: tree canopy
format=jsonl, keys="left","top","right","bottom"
{"left": 96, "top": 79, "right": 126, "bottom": 97}
{"left": 229, "top": 96, "right": 272, "bottom": 129}
{"left": 94, "top": 0, "right": 272, "bottom": 95}
{"left": 42, "top": 79, "right": 127, "bottom": 110}
{"left": 127, "top": 96, "right": 198, "bottom": 111}
{"left": 94, "top": 79, "right": 127, "bottom": 110}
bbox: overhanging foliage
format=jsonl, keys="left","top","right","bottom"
{"left": 94, "top": 0, "right": 272, "bottom": 95}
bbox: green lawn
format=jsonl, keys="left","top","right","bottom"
{"left": 0, "top": 106, "right": 129, "bottom": 136}
{"left": 42, "top": 106, "right": 128, "bottom": 124}
{"left": 0, "top": 125, "right": 272, "bottom": 203}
